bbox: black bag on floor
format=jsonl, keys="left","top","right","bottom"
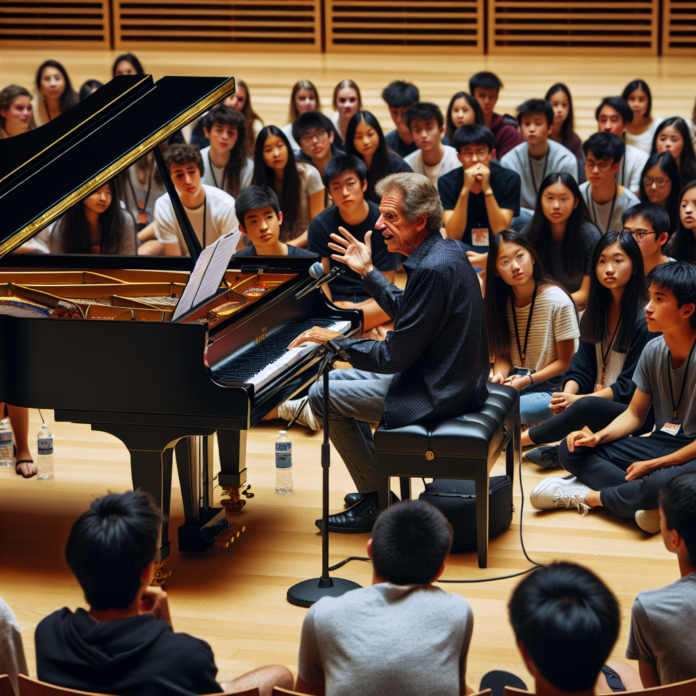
{"left": 419, "top": 476, "right": 513, "bottom": 552}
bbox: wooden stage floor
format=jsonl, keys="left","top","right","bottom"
{"left": 0, "top": 49, "right": 687, "bottom": 689}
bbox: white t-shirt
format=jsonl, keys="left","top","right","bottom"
{"left": 200, "top": 146, "right": 254, "bottom": 194}
{"left": 154, "top": 184, "right": 238, "bottom": 252}
{"left": 405, "top": 145, "right": 462, "bottom": 186}
{"left": 625, "top": 117, "right": 663, "bottom": 156}
{"left": 281, "top": 123, "right": 300, "bottom": 151}
{"left": 578, "top": 182, "right": 640, "bottom": 236}
{"left": 619, "top": 145, "right": 649, "bottom": 193}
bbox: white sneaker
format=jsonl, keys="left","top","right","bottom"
{"left": 635, "top": 509, "right": 661, "bottom": 534}
{"left": 278, "top": 398, "right": 320, "bottom": 431}
{"left": 531, "top": 477, "right": 590, "bottom": 515}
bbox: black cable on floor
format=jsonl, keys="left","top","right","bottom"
{"left": 328, "top": 556, "right": 370, "bottom": 572}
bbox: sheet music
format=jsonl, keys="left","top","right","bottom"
{"left": 172, "top": 230, "right": 241, "bottom": 322}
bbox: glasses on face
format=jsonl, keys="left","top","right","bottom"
{"left": 300, "top": 129, "right": 328, "bottom": 146}
{"left": 623, "top": 229, "right": 657, "bottom": 241}
{"left": 643, "top": 177, "right": 670, "bottom": 188}
{"left": 462, "top": 149, "right": 489, "bottom": 159}
{"left": 586, "top": 160, "right": 611, "bottom": 172}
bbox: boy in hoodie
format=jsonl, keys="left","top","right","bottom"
{"left": 35, "top": 490, "right": 292, "bottom": 696}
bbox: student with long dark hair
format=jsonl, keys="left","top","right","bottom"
{"left": 282, "top": 79, "right": 320, "bottom": 150}
{"left": 486, "top": 231, "right": 579, "bottom": 426}
{"left": 33, "top": 60, "right": 78, "bottom": 126}
{"left": 445, "top": 91, "right": 483, "bottom": 145}
{"left": 252, "top": 126, "right": 324, "bottom": 247}
{"left": 665, "top": 181, "right": 696, "bottom": 264}
{"left": 112, "top": 53, "right": 144, "bottom": 77}
{"left": 622, "top": 79, "right": 662, "bottom": 155}
{"left": 651, "top": 117, "right": 696, "bottom": 185}
{"left": 0, "top": 85, "right": 34, "bottom": 138}
{"left": 524, "top": 231, "right": 652, "bottom": 467}
{"left": 545, "top": 83, "right": 582, "bottom": 160}
{"left": 78, "top": 80, "right": 102, "bottom": 101}
{"left": 345, "top": 110, "right": 412, "bottom": 203}
{"left": 523, "top": 172, "right": 600, "bottom": 310}
{"left": 332, "top": 79, "right": 361, "bottom": 141}
{"left": 639, "top": 151, "right": 681, "bottom": 234}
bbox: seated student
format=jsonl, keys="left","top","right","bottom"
{"left": 404, "top": 102, "right": 461, "bottom": 186}
{"left": 665, "top": 181, "right": 696, "bottom": 263}
{"left": 253, "top": 126, "right": 325, "bottom": 247}
{"left": 331, "top": 79, "right": 361, "bottom": 142}
{"left": 0, "top": 84, "right": 34, "bottom": 138}
{"left": 381, "top": 80, "right": 420, "bottom": 158}
{"left": 483, "top": 562, "right": 641, "bottom": 696}
{"left": 234, "top": 185, "right": 315, "bottom": 257}
{"left": 626, "top": 472, "right": 696, "bottom": 687}
{"left": 622, "top": 79, "right": 663, "bottom": 156}
{"left": 122, "top": 152, "right": 166, "bottom": 234}
{"left": 295, "top": 500, "right": 474, "bottom": 696}
{"left": 651, "top": 117, "right": 696, "bottom": 185}
{"left": 345, "top": 110, "right": 412, "bottom": 204}
{"left": 545, "top": 83, "right": 582, "bottom": 160}
{"left": 445, "top": 91, "right": 484, "bottom": 145}
{"left": 523, "top": 172, "right": 600, "bottom": 310}
{"left": 33, "top": 59, "right": 78, "bottom": 126}
{"left": 500, "top": 99, "right": 578, "bottom": 212}
{"left": 146, "top": 144, "right": 238, "bottom": 256}
{"left": 579, "top": 133, "right": 640, "bottom": 236}
{"left": 487, "top": 231, "right": 579, "bottom": 427}
{"left": 595, "top": 96, "right": 649, "bottom": 195}
{"left": 112, "top": 53, "right": 144, "bottom": 77}
{"left": 35, "top": 491, "right": 292, "bottom": 696}
{"left": 200, "top": 105, "right": 254, "bottom": 198}
{"left": 622, "top": 202, "right": 674, "bottom": 275}
{"left": 524, "top": 231, "right": 651, "bottom": 468}
{"left": 78, "top": 79, "right": 102, "bottom": 101}
{"left": 469, "top": 71, "right": 524, "bottom": 158}
{"left": 293, "top": 111, "right": 342, "bottom": 180}
{"left": 0, "top": 595, "right": 28, "bottom": 696}
{"left": 439, "top": 125, "right": 520, "bottom": 269}
{"left": 224, "top": 80, "right": 263, "bottom": 157}
{"left": 639, "top": 152, "right": 681, "bottom": 234}
{"left": 534, "top": 262, "right": 696, "bottom": 533}
{"left": 282, "top": 79, "right": 321, "bottom": 151}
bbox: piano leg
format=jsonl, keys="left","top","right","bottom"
{"left": 217, "top": 429, "right": 248, "bottom": 488}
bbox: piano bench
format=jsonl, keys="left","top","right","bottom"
{"left": 374, "top": 383, "right": 520, "bottom": 569}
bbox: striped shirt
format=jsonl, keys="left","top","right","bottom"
{"left": 507, "top": 285, "right": 579, "bottom": 373}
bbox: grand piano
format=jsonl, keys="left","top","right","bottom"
{"left": 0, "top": 74, "right": 361, "bottom": 576}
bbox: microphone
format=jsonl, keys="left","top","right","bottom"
{"left": 309, "top": 261, "right": 325, "bottom": 280}
{"left": 295, "top": 263, "right": 346, "bottom": 300}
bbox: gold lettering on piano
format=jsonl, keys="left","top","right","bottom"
{"left": 255, "top": 326, "right": 267, "bottom": 345}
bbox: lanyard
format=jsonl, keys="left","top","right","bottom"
{"left": 667, "top": 339, "right": 696, "bottom": 422}
{"left": 128, "top": 167, "right": 153, "bottom": 225}
{"left": 511, "top": 284, "right": 537, "bottom": 368}
{"left": 201, "top": 196, "right": 208, "bottom": 248}
{"left": 586, "top": 185, "right": 617, "bottom": 236}
{"left": 599, "top": 318, "right": 621, "bottom": 387}
{"left": 529, "top": 151, "right": 549, "bottom": 198}
{"left": 208, "top": 152, "right": 226, "bottom": 191}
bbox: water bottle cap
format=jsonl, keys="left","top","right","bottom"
{"left": 279, "top": 430, "right": 286, "bottom": 435}
{"left": 42, "top": 423, "right": 50, "bottom": 430}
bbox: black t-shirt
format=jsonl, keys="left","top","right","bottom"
{"left": 437, "top": 160, "right": 521, "bottom": 249}
{"left": 236, "top": 244, "right": 316, "bottom": 257}
{"left": 36, "top": 608, "right": 222, "bottom": 696}
{"left": 385, "top": 130, "right": 450, "bottom": 159}
{"left": 308, "top": 201, "right": 400, "bottom": 299}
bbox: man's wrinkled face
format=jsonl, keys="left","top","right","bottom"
{"left": 376, "top": 188, "right": 423, "bottom": 256}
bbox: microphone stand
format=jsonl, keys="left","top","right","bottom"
{"left": 287, "top": 348, "right": 362, "bottom": 607}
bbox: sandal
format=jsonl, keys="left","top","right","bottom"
{"left": 15, "top": 459, "right": 36, "bottom": 479}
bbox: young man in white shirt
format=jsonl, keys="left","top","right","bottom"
{"left": 595, "top": 97, "right": 649, "bottom": 196}
{"left": 500, "top": 99, "right": 577, "bottom": 211}
{"left": 621, "top": 202, "right": 673, "bottom": 275}
{"left": 141, "top": 144, "right": 238, "bottom": 256}
{"left": 404, "top": 102, "right": 461, "bottom": 186}
{"left": 578, "top": 133, "right": 639, "bottom": 236}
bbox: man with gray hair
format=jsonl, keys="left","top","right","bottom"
{"left": 287, "top": 173, "right": 489, "bottom": 533}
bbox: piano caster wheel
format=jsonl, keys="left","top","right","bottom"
{"left": 151, "top": 559, "right": 172, "bottom": 587}
{"left": 213, "top": 523, "right": 245, "bottom": 548}
{"left": 242, "top": 485, "right": 254, "bottom": 499}
{"left": 221, "top": 484, "right": 253, "bottom": 515}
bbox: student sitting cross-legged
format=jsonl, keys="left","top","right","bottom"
{"left": 533, "top": 262, "right": 696, "bottom": 534}
{"left": 626, "top": 471, "right": 696, "bottom": 687}
{"left": 295, "top": 500, "right": 474, "bottom": 696}
{"left": 523, "top": 231, "right": 652, "bottom": 469}
{"left": 35, "top": 490, "right": 293, "bottom": 696}
{"left": 622, "top": 202, "right": 674, "bottom": 275}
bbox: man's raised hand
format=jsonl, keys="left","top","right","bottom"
{"left": 328, "top": 226, "right": 373, "bottom": 276}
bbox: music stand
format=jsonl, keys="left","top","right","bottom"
{"left": 287, "top": 350, "right": 362, "bottom": 607}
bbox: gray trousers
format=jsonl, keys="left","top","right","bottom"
{"left": 308, "top": 369, "right": 394, "bottom": 493}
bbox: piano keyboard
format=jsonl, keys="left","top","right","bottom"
{"left": 211, "top": 318, "right": 352, "bottom": 390}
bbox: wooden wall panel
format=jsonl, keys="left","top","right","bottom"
{"left": 325, "top": 0, "right": 485, "bottom": 54}
{"left": 662, "top": 0, "right": 696, "bottom": 55}
{"left": 0, "top": 0, "right": 110, "bottom": 49}
{"left": 488, "top": 0, "right": 659, "bottom": 55}
{"left": 113, "top": 0, "right": 322, "bottom": 52}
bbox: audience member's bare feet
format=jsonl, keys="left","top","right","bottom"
{"left": 16, "top": 457, "right": 36, "bottom": 478}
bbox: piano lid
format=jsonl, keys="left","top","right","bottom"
{"left": 0, "top": 74, "right": 235, "bottom": 259}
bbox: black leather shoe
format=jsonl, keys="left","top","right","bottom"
{"left": 316, "top": 495, "right": 379, "bottom": 534}
{"left": 344, "top": 491, "right": 400, "bottom": 507}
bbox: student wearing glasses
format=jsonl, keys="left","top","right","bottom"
{"left": 622, "top": 202, "right": 675, "bottom": 275}
{"left": 293, "top": 111, "right": 342, "bottom": 180}
{"left": 639, "top": 152, "right": 681, "bottom": 235}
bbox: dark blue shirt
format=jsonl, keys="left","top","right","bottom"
{"left": 333, "top": 231, "right": 489, "bottom": 429}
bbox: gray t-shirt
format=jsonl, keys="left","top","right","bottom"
{"left": 626, "top": 573, "right": 696, "bottom": 684}
{"left": 579, "top": 182, "right": 640, "bottom": 236}
{"left": 633, "top": 336, "right": 696, "bottom": 437}
{"left": 298, "top": 583, "right": 474, "bottom": 696}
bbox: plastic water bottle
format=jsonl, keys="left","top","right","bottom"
{"left": 275, "top": 430, "right": 293, "bottom": 495}
{"left": 0, "top": 418, "right": 12, "bottom": 467}
{"left": 36, "top": 423, "right": 54, "bottom": 480}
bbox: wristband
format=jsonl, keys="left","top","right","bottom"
{"left": 528, "top": 373, "right": 534, "bottom": 387}
{"left": 361, "top": 264, "right": 375, "bottom": 280}
{"left": 483, "top": 189, "right": 494, "bottom": 196}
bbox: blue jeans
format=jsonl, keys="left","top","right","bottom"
{"left": 520, "top": 391, "right": 553, "bottom": 427}
{"left": 309, "top": 369, "right": 393, "bottom": 493}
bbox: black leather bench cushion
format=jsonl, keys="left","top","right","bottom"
{"left": 374, "top": 383, "right": 517, "bottom": 459}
